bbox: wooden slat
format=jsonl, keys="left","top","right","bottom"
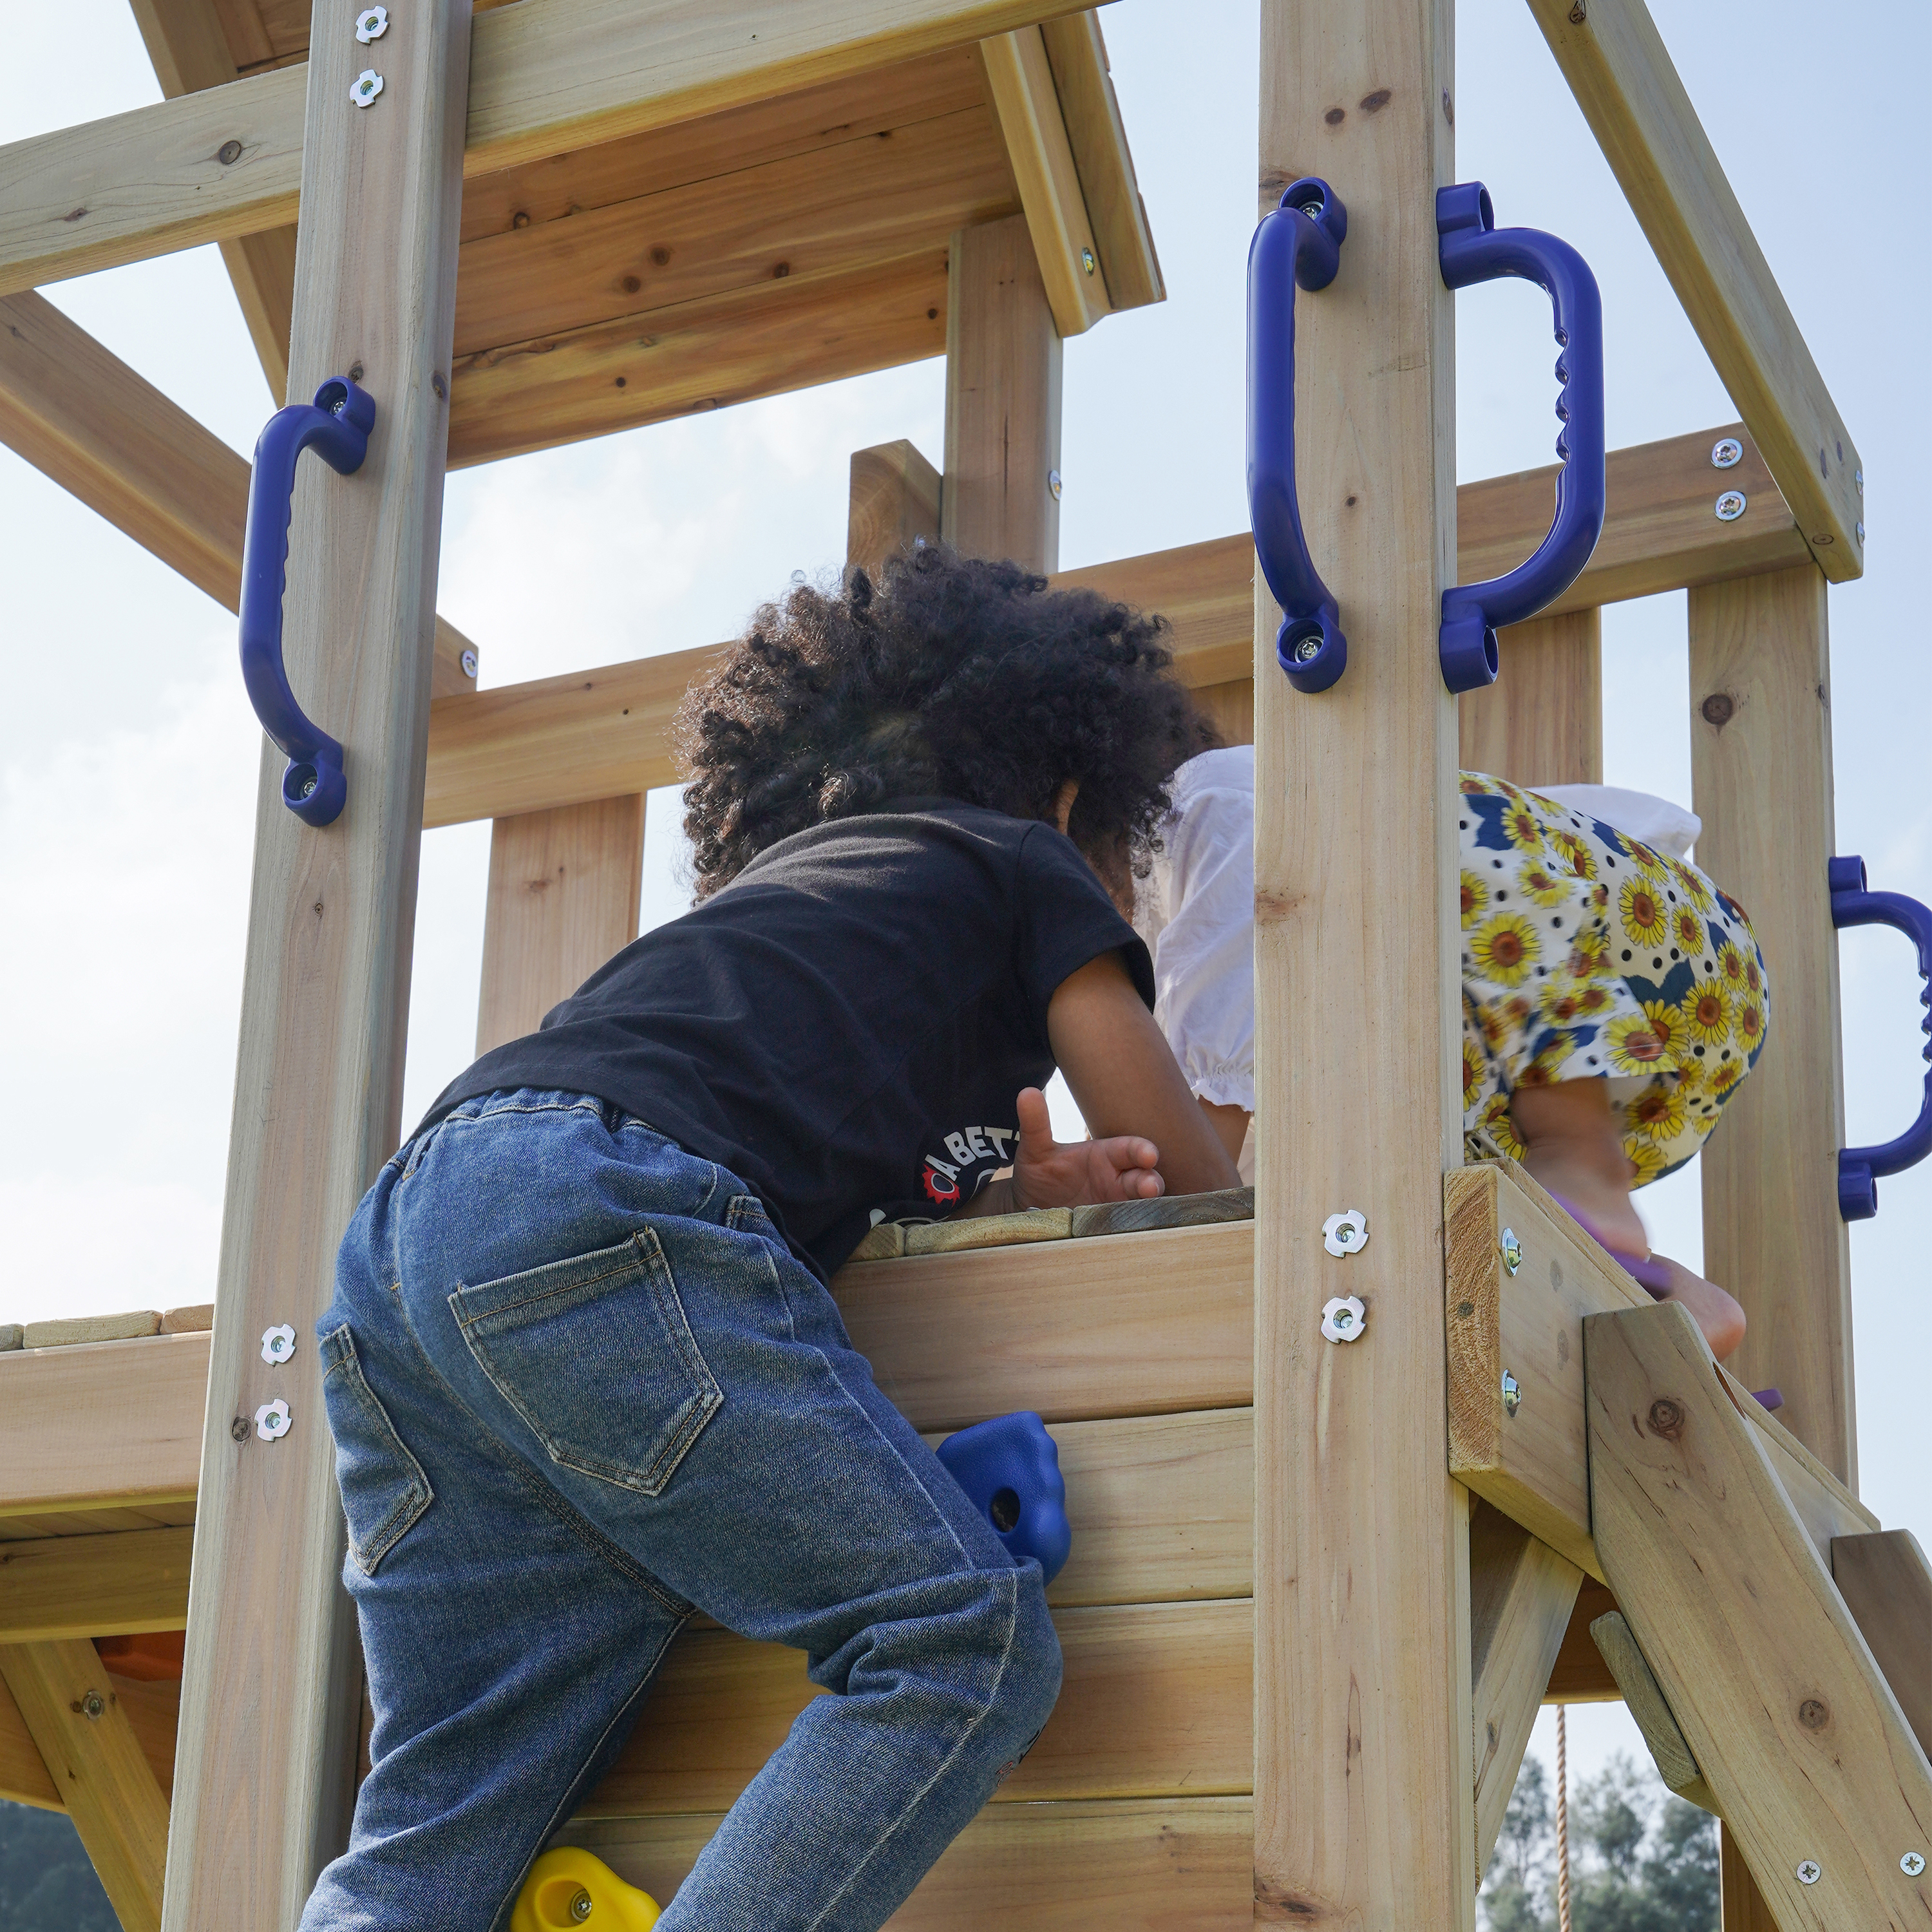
{"left": 0, "top": 1640, "right": 171, "bottom": 1932}
{"left": 1457, "top": 607, "right": 1602, "bottom": 788}
{"left": 562, "top": 1795, "right": 1255, "bottom": 1929}
{"left": 0, "top": 1668, "right": 59, "bottom": 1810}
{"left": 1587, "top": 1609, "right": 1718, "bottom": 1813}
{"left": 1587, "top": 1302, "right": 1929, "bottom": 1924}
{"left": 1544, "top": 1573, "right": 1621, "bottom": 1704}
{"left": 582, "top": 1599, "right": 1251, "bottom": 1818}
{"left": 1831, "top": 1530, "right": 1932, "bottom": 1763}
{"left": 0, "top": 1527, "right": 193, "bottom": 1643}
{"left": 161, "top": 2, "right": 475, "bottom": 1922}
{"left": 475, "top": 796, "right": 645, "bottom": 1055}
{"left": 942, "top": 213, "right": 1062, "bottom": 573}
{"left": 1526, "top": 0, "right": 1862, "bottom": 580}
{"left": 978, "top": 30, "right": 1108, "bottom": 337}
{"left": 23, "top": 1310, "right": 161, "bottom": 1349}
{"left": 1037, "top": 13, "right": 1162, "bottom": 310}
{"left": 1689, "top": 565, "right": 1855, "bottom": 1480}
{"left": 847, "top": 438, "right": 942, "bottom": 576}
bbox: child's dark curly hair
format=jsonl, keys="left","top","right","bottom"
{"left": 674, "top": 545, "right": 1217, "bottom": 898}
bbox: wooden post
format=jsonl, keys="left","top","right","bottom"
{"left": 161, "top": 3, "right": 473, "bottom": 1926}
{"left": 942, "top": 214, "right": 1062, "bottom": 573}
{"left": 846, "top": 439, "right": 942, "bottom": 578}
{"left": 1457, "top": 607, "right": 1603, "bottom": 786}
{"left": 1252, "top": 1, "right": 1474, "bottom": 1924}
{"left": 476, "top": 796, "right": 647, "bottom": 1055}
{"left": 1688, "top": 565, "right": 1853, "bottom": 1481}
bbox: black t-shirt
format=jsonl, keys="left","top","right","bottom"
{"left": 419, "top": 800, "right": 1152, "bottom": 1281}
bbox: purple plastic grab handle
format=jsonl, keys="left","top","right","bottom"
{"left": 1435, "top": 184, "right": 1605, "bottom": 694}
{"left": 1247, "top": 176, "right": 1349, "bottom": 694}
{"left": 1828, "top": 855, "right": 1932, "bottom": 1220}
{"left": 239, "top": 377, "right": 375, "bottom": 828}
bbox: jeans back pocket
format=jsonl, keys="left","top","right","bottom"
{"left": 448, "top": 1230, "right": 721, "bottom": 1497}
{"left": 319, "top": 1325, "right": 435, "bottom": 1577}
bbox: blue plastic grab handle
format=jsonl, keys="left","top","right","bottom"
{"left": 239, "top": 377, "right": 376, "bottom": 827}
{"left": 1436, "top": 184, "right": 1605, "bottom": 694}
{"left": 935, "top": 1411, "right": 1072, "bottom": 1586}
{"left": 1247, "top": 176, "right": 1349, "bottom": 694}
{"left": 1828, "top": 855, "right": 1932, "bottom": 1220}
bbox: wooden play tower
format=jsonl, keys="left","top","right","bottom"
{"left": 1, "top": 2, "right": 1927, "bottom": 1927}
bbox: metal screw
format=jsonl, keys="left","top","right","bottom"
{"left": 1323, "top": 1209, "right": 1368, "bottom": 1257}
{"left": 1080, "top": 246, "right": 1096, "bottom": 276}
{"left": 217, "top": 138, "right": 243, "bottom": 166}
{"left": 1855, "top": 468, "right": 1864, "bottom": 495}
{"left": 460, "top": 647, "right": 478, "bottom": 679}
{"left": 1710, "top": 437, "right": 1743, "bottom": 469}
{"left": 1904, "top": 1852, "right": 1927, "bottom": 1877}
{"left": 1047, "top": 468, "right": 1063, "bottom": 501}
{"left": 256, "top": 1398, "right": 292, "bottom": 1443}
{"left": 355, "top": 5, "right": 389, "bottom": 41}
{"left": 1501, "top": 1369, "right": 1521, "bottom": 1417}
{"left": 261, "top": 1323, "right": 296, "bottom": 1366}
{"left": 570, "top": 1889, "right": 594, "bottom": 1922}
{"left": 350, "top": 68, "right": 384, "bottom": 108}
{"left": 298, "top": 773, "right": 317, "bottom": 799}
{"left": 1294, "top": 636, "right": 1321, "bottom": 663}
{"left": 80, "top": 1690, "right": 106, "bottom": 1721}
{"left": 1795, "top": 1860, "right": 1821, "bottom": 1886}
{"left": 1321, "top": 1294, "right": 1367, "bottom": 1344}
{"left": 1856, "top": 522, "right": 1865, "bottom": 545}
{"left": 1500, "top": 1227, "right": 1522, "bottom": 1274}
{"left": 1714, "top": 489, "right": 1747, "bottom": 522}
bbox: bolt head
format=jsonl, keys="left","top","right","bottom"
{"left": 1080, "top": 246, "right": 1096, "bottom": 275}
{"left": 1855, "top": 468, "right": 1864, "bottom": 494}
{"left": 355, "top": 6, "right": 389, "bottom": 41}
{"left": 1321, "top": 1294, "right": 1367, "bottom": 1343}
{"left": 255, "top": 1398, "right": 292, "bottom": 1442}
{"left": 1500, "top": 1227, "right": 1523, "bottom": 1274}
{"left": 1047, "top": 468, "right": 1063, "bottom": 502}
{"left": 350, "top": 68, "right": 384, "bottom": 107}
{"left": 570, "top": 1889, "right": 594, "bottom": 1922}
{"left": 460, "top": 647, "right": 479, "bottom": 679}
{"left": 1322, "top": 1209, "right": 1368, "bottom": 1258}
{"left": 1856, "top": 522, "right": 1865, "bottom": 544}
{"left": 1904, "top": 1852, "right": 1927, "bottom": 1877}
{"left": 261, "top": 1323, "right": 296, "bottom": 1365}
{"left": 1714, "top": 490, "right": 1747, "bottom": 522}
{"left": 1795, "top": 1859, "right": 1821, "bottom": 1886}
{"left": 80, "top": 1691, "right": 106, "bottom": 1720}
{"left": 1501, "top": 1369, "right": 1522, "bottom": 1416}
{"left": 1710, "top": 437, "right": 1743, "bottom": 469}
{"left": 1294, "top": 636, "right": 1321, "bottom": 663}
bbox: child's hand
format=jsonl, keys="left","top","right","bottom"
{"left": 1009, "top": 1086, "right": 1164, "bottom": 1209}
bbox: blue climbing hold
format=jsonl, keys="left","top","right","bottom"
{"left": 936, "top": 1410, "right": 1072, "bottom": 1586}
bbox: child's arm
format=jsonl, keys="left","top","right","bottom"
{"left": 958, "top": 950, "right": 1244, "bottom": 1218}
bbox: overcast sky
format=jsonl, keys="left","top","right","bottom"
{"left": 5, "top": 0, "right": 1928, "bottom": 1794}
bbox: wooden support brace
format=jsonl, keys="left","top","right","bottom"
{"left": 846, "top": 438, "right": 942, "bottom": 578}
{"left": 1457, "top": 607, "right": 1603, "bottom": 788}
{"left": 0, "top": 1526, "right": 193, "bottom": 1643}
{"left": 0, "top": 1640, "right": 171, "bottom": 1932}
{"left": 1585, "top": 1610, "right": 1718, "bottom": 1814}
{"left": 1832, "top": 1529, "right": 1932, "bottom": 1764}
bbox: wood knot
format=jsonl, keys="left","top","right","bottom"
{"left": 217, "top": 139, "right": 243, "bottom": 166}
{"left": 1798, "top": 1698, "right": 1830, "bottom": 1730}
{"left": 1358, "top": 88, "right": 1392, "bottom": 113}
{"left": 1647, "top": 1398, "right": 1686, "bottom": 1441}
{"left": 1323, "top": 106, "right": 1345, "bottom": 126}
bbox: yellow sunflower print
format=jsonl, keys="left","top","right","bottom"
{"left": 1736, "top": 998, "right": 1766, "bottom": 1052}
{"left": 1548, "top": 828, "right": 1598, "bottom": 880}
{"left": 1681, "top": 981, "right": 1732, "bottom": 1046}
{"left": 1605, "top": 1010, "right": 1669, "bottom": 1075}
{"left": 1641, "top": 998, "right": 1685, "bottom": 1066}
{"left": 1502, "top": 801, "right": 1546, "bottom": 853}
{"left": 1520, "top": 861, "right": 1571, "bottom": 908}
{"left": 1461, "top": 870, "right": 1490, "bottom": 929}
{"left": 1629, "top": 1082, "right": 1688, "bottom": 1145}
{"left": 1463, "top": 1039, "right": 1487, "bottom": 1110}
{"left": 1469, "top": 911, "right": 1540, "bottom": 987}
{"left": 1672, "top": 906, "right": 1704, "bottom": 954}
{"left": 1672, "top": 860, "right": 1713, "bottom": 911}
{"left": 1618, "top": 875, "right": 1669, "bottom": 949}
{"left": 1716, "top": 942, "right": 1747, "bottom": 989}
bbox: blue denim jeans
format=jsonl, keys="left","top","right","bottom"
{"left": 300, "top": 1090, "right": 1061, "bottom": 1932}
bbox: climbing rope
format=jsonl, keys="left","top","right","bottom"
{"left": 1555, "top": 1703, "right": 1573, "bottom": 1932}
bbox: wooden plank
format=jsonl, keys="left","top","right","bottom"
{"left": 1719, "top": 1830, "right": 1783, "bottom": 1932}
{"left": 848, "top": 438, "right": 942, "bottom": 576}
{"left": 1544, "top": 1573, "right": 1621, "bottom": 1703}
{"left": 1253, "top": 3, "right": 1475, "bottom": 1922}
{"left": 0, "top": 1334, "right": 207, "bottom": 1519}
{"left": 160, "top": 2, "right": 474, "bottom": 1923}
{"left": 978, "top": 30, "right": 1108, "bottom": 337}
{"left": 1192, "top": 677, "right": 1253, "bottom": 750}
{"left": 475, "top": 796, "right": 645, "bottom": 1055}
{"left": 1586, "top": 1302, "right": 1931, "bottom": 1925}
{"left": 942, "top": 213, "right": 1062, "bottom": 573}
{"left": 159, "top": 1305, "right": 215, "bottom": 1335}
{"left": 23, "top": 1311, "right": 161, "bottom": 1349}
{"left": 0, "top": 1640, "right": 171, "bottom": 1932}
{"left": 1832, "top": 1530, "right": 1932, "bottom": 1764}
{"left": 1689, "top": 564, "right": 1855, "bottom": 1481}
{"left": 1526, "top": 1, "right": 1863, "bottom": 580}
{"left": 1037, "top": 13, "right": 1162, "bottom": 311}
{"left": 904, "top": 1207, "right": 1071, "bottom": 1255}
{"left": 563, "top": 1795, "right": 1255, "bottom": 1929}
{"left": 1586, "top": 1609, "right": 1718, "bottom": 1813}
{"left": 0, "top": 290, "right": 478, "bottom": 694}
{"left": 833, "top": 1221, "right": 1252, "bottom": 1434}
{"left": 1457, "top": 607, "right": 1602, "bottom": 787}
{"left": 0, "top": 1527, "right": 193, "bottom": 1643}
{"left": 1470, "top": 1502, "right": 1583, "bottom": 1881}
{"left": 0, "top": 1668, "right": 60, "bottom": 1810}
{"left": 1068, "top": 1186, "right": 1253, "bottom": 1239}
{"left": 582, "top": 1599, "right": 1251, "bottom": 1819}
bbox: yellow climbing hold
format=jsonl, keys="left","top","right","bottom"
{"left": 511, "top": 1846, "right": 662, "bottom": 1931}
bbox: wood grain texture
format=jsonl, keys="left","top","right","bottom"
{"left": 0, "top": 1667, "right": 59, "bottom": 1809}
{"left": 23, "top": 1311, "right": 161, "bottom": 1349}
{"left": 1253, "top": 3, "right": 1474, "bottom": 1922}
{"left": 1689, "top": 565, "right": 1855, "bottom": 1481}
{"left": 0, "top": 1528, "right": 193, "bottom": 1643}
{"left": 847, "top": 438, "right": 943, "bottom": 576}
{"left": 475, "top": 796, "right": 645, "bottom": 1055}
{"left": 979, "top": 29, "right": 1108, "bottom": 336}
{"left": 1457, "top": 607, "right": 1602, "bottom": 787}
{"left": 1038, "top": 13, "right": 1162, "bottom": 310}
{"left": 904, "top": 1207, "right": 1071, "bottom": 1255}
{"left": 1586, "top": 1611, "right": 1717, "bottom": 1812}
{"left": 562, "top": 1796, "right": 1255, "bottom": 1928}
{"left": 582, "top": 1600, "right": 1253, "bottom": 1818}
{"left": 942, "top": 213, "right": 1062, "bottom": 572}
{"left": 1525, "top": 1, "right": 1862, "bottom": 580}
{"left": 159, "top": 1305, "right": 215, "bottom": 1336}
{"left": 1470, "top": 1504, "right": 1583, "bottom": 1881}
{"left": 1585, "top": 1302, "right": 1930, "bottom": 1926}
{"left": 1544, "top": 1573, "right": 1621, "bottom": 1703}
{"left": 1068, "top": 1186, "right": 1253, "bottom": 1239}
{"left": 1832, "top": 1530, "right": 1932, "bottom": 1763}
{"left": 1191, "top": 677, "right": 1253, "bottom": 750}
{"left": 161, "top": 2, "right": 473, "bottom": 1924}
{"left": 0, "top": 1640, "right": 171, "bottom": 1932}
{"left": 1719, "top": 1829, "right": 1783, "bottom": 1932}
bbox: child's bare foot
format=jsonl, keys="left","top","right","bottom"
{"left": 1646, "top": 1254, "right": 1747, "bottom": 1360}
{"left": 1510, "top": 1078, "right": 1649, "bottom": 1258}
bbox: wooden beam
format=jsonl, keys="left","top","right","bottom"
{"left": 1586, "top": 1610, "right": 1718, "bottom": 1814}
{"left": 942, "top": 213, "right": 1062, "bottom": 572}
{"left": 1832, "top": 1529, "right": 1932, "bottom": 1764}
{"left": 1037, "top": 13, "right": 1162, "bottom": 311}
{"left": 846, "top": 437, "right": 943, "bottom": 577}
{"left": 0, "top": 1527, "right": 193, "bottom": 1643}
{"left": 1586, "top": 1302, "right": 1930, "bottom": 1923}
{"left": 1253, "top": 3, "right": 1475, "bottom": 1922}
{"left": 1689, "top": 565, "right": 1855, "bottom": 1481}
{"left": 475, "top": 797, "right": 645, "bottom": 1056}
{"left": 1469, "top": 1503, "right": 1583, "bottom": 1882}
{"left": 978, "top": 30, "right": 1108, "bottom": 336}
{"left": 1544, "top": 1573, "right": 1622, "bottom": 1704}
{"left": 1457, "top": 607, "right": 1602, "bottom": 787}
{"left": 0, "top": 1668, "right": 61, "bottom": 1810}
{"left": 0, "top": 290, "right": 479, "bottom": 694}
{"left": 0, "top": 1639, "right": 171, "bottom": 1932}
{"left": 0, "top": 0, "right": 1100, "bottom": 298}
{"left": 1525, "top": 0, "right": 1862, "bottom": 580}
{"left": 162, "top": 2, "right": 474, "bottom": 1922}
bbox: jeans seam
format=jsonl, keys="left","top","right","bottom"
{"left": 451, "top": 1251, "right": 643, "bottom": 1327}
